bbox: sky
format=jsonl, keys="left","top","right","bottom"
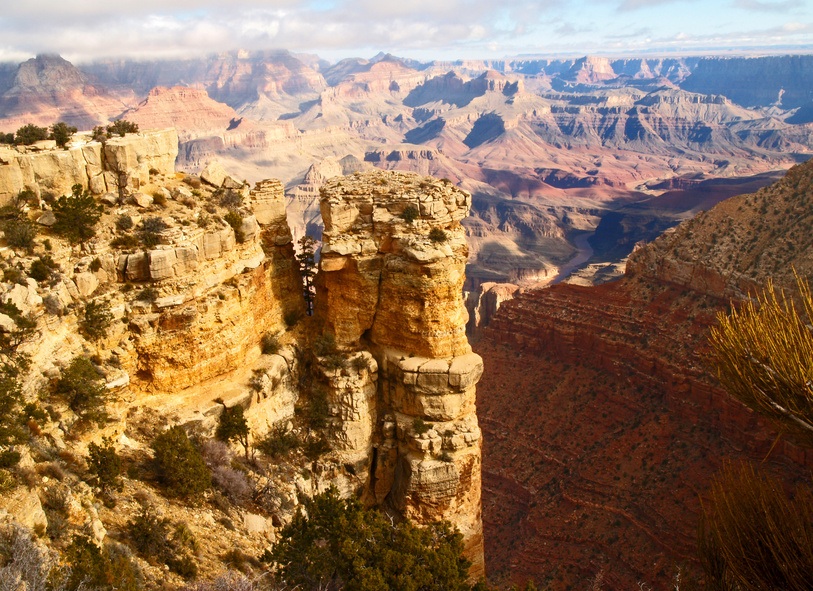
{"left": 0, "top": 0, "right": 811, "bottom": 64}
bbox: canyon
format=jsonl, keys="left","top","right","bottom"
{"left": 1, "top": 48, "right": 813, "bottom": 590}
{"left": 1, "top": 52, "right": 812, "bottom": 291}
{"left": 475, "top": 158, "right": 813, "bottom": 589}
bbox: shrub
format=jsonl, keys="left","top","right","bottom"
{"left": 0, "top": 132, "right": 13, "bottom": 144}
{"left": 152, "top": 192, "right": 167, "bottom": 207}
{"left": 137, "top": 287, "right": 159, "bottom": 303}
{"left": 139, "top": 216, "right": 168, "bottom": 248}
{"left": 183, "top": 175, "right": 202, "bottom": 189}
{"left": 211, "top": 465, "right": 252, "bottom": 504}
{"left": 110, "top": 234, "right": 140, "bottom": 249}
{"left": 151, "top": 426, "right": 211, "bottom": 498}
{"left": 54, "top": 357, "right": 107, "bottom": 421}
{"left": 413, "top": 418, "right": 431, "bottom": 435}
{"left": 50, "top": 122, "right": 77, "bottom": 148}
{"left": 28, "top": 258, "right": 52, "bottom": 281}
{"left": 80, "top": 300, "right": 113, "bottom": 341}
{"left": 14, "top": 124, "right": 49, "bottom": 145}
{"left": 51, "top": 184, "right": 102, "bottom": 244}
{"left": 128, "top": 506, "right": 198, "bottom": 579}
{"left": 3, "top": 218, "right": 37, "bottom": 249}
{"left": 223, "top": 210, "right": 245, "bottom": 243}
{"left": 429, "top": 227, "right": 448, "bottom": 243}
{"left": 87, "top": 436, "right": 122, "bottom": 493}
{"left": 312, "top": 333, "right": 338, "bottom": 357}
{"left": 91, "top": 125, "right": 107, "bottom": 143}
{"left": 261, "top": 332, "right": 280, "bottom": 355}
{"left": 256, "top": 424, "right": 300, "bottom": 458}
{"left": 115, "top": 214, "right": 134, "bottom": 231}
{"left": 284, "top": 309, "right": 302, "bottom": 328}
{"left": 218, "top": 189, "right": 242, "bottom": 208}
{"left": 402, "top": 205, "right": 419, "bottom": 223}
{"left": 106, "top": 119, "right": 139, "bottom": 137}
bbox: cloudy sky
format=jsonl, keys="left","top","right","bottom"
{"left": 0, "top": 0, "right": 811, "bottom": 63}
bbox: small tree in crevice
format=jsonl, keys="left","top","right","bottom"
{"left": 296, "top": 235, "right": 317, "bottom": 316}
{"left": 151, "top": 426, "right": 210, "bottom": 498}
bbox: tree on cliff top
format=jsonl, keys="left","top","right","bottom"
{"left": 107, "top": 119, "right": 139, "bottom": 137}
{"left": 268, "top": 487, "right": 471, "bottom": 591}
{"left": 50, "top": 121, "right": 77, "bottom": 148}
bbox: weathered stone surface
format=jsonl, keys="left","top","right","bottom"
{"left": 148, "top": 249, "right": 177, "bottom": 281}
{"left": 74, "top": 272, "right": 99, "bottom": 298}
{"left": 0, "top": 129, "right": 178, "bottom": 206}
{"left": 315, "top": 170, "right": 484, "bottom": 577}
{"left": 0, "top": 487, "right": 48, "bottom": 533}
{"left": 132, "top": 192, "right": 154, "bottom": 208}
{"left": 36, "top": 211, "right": 56, "bottom": 226}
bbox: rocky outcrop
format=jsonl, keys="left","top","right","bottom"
{"left": 0, "top": 128, "right": 178, "bottom": 205}
{"left": 314, "top": 170, "right": 484, "bottom": 577}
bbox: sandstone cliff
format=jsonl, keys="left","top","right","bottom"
{"left": 0, "top": 128, "right": 178, "bottom": 206}
{"left": 0, "top": 161, "right": 484, "bottom": 586}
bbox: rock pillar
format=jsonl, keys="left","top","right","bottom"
{"left": 316, "top": 170, "right": 485, "bottom": 578}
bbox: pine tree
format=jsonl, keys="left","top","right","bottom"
{"left": 297, "top": 235, "right": 317, "bottom": 316}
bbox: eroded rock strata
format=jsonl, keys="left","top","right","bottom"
{"left": 0, "top": 155, "right": 484, "bottom": 585}
{"left": 475, "top": 160, "right": 813, "bottom": 590}
{"left": 315, "top": 170, "right": 484, "bottom": 576}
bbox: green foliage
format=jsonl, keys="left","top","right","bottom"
{"left": 50, "top": 122, "right": 77, "bottom": 148}
{"left": 80, "top": 299, "right": 113, "bottom": 341}
{"left": 139, "top": 216, "right": 168, "bottom": 248}
{"left": 216, "top": 405, "right": 251, "bottom": 460}
{"left": 110, "top": 234, "right": 140, "bottom": 249}
{"left": 107, "top": 119, "right": 139, "bottom": 137}
{"left": 269, "top": 488, "right": 471, "bottom": 591}
{"left": 297, "top": 235, "right": 317, "bottom": 315}
{"left": 0, "top": 132, "right": 13, "bottom": 144}
{"left": 54, "top": 357, "right": 107, "bottom": 421}
{"left": 151, "top": 426, "right": 211, "bottom": 498}
{"left": 14, "top": 124, "right": 49, "bottom": 145}
{"left": 115, "top": 214, "right": 134, "bottom": 231}
{"left": 401, "top": 205, "right": 419, "bottom": 223}
{"left": 217, "top": 188, "right": 242, "bottom": 208}
{"left": 128, "top": 505, "right": 198, "bottom": 579}
{"left": 223, "top": 210, "right": 245, "bottom": 243}
{"left": 256, "top": 424, "right": 301, "bottom": 458}
{"left": 429, "top": 228, "right": 448, "bottom": 243}
{"left": 63, "top": 534, "right": 143, "bottom": 591}
{"left": 28, "top": 257, "right": 53, "bottom": 281}
{"left": 413, "top": 418, "right": 431, "bottom": 435}
{"left": 284, "top": 309, "right": 303, "bottom": 328}
{"left": 2, "top": 218, "right": 37, "bottom": 249}
{"left": 87, "top": 436, "right": 122, "bottom": 493}
{"left": 261, "top": 332, "right": 280, "bottom": 355}
{"left": 91, "top": 125, "right": 107, "bottom": 142}
{"left": 137, "top": 286, "right": 159, "bottom": 303}
{"left": 51, "top": 184, "right": 102, "bottom": 244}
{"left": 312, "top": 333, "right": 338, "bottom": 357}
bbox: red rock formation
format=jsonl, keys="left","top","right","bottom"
{"left": 476, "top": 161, "right": 813, "bottom": 590}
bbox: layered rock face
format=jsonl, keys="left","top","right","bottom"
{"left": 0, "top": 128, "right": 178, "bottom": 205}
{"left": 315, "top": 170, "right": 485, "bottom": 576}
